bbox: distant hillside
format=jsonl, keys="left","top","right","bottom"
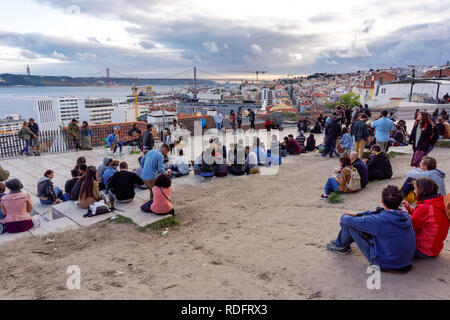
{"left": 0, "top": 73, "right": 217, "bottom": 87}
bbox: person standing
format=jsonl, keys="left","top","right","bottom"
{"left": 371, "top": 111, "right": 394, "bottom": 154}
{"left": 140, "top": 145, "right": 169, "bottom": 200}
{"left": 237, "top": 107, "right": 243, "bottom": 129}
{"left": 214, "top": 110, "right": 223, "bottom": 133}
{"left": 229, "top": 110, "right": 236, "bottom": 133}
{"left": 409, "top": 111, "right": 434, "bottom": 167}
{"left": 80, "top": 121, "right": 93, "bottom": 150}
{"left": 351, "top": 114, "right": 369, "bottom": 159}
{"left": 28, "top": 118, "right": 40, "bottom": 156}
{"left": 142, "top": 124, "right": 155, "bottom": 151}
{"left": 247, "top": 108, "right": 256, "bottom": 131}
{"left": 68, "top": 118, "right": 81, "bottom": 151}
{"left": 18, "top": 121, "right": 37, "bottom": 157}
{"left": 322, "top": 113, "right": 341, "bottom": 158}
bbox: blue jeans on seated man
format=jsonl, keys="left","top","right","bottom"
{"left": 113, "top": 142, "right": 123, "bottom": 153}
{"left": 401, "top": 177, "right": 415, "bottom": 197}
{"left": 335, "top": 222, "right": 372, "bottom": 263}
{"left": 324, "top": 177, "right": 341, "bottom": 195}
{"left": 40, "top": 186, "right": 69, "bottom": 204}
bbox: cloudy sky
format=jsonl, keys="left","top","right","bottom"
{"left": 0, "top": 0, "right": 449, "bottom": 79}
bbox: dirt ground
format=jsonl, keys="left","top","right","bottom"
{"left": 0, "top": 146, "right": 449, "bottom": 300}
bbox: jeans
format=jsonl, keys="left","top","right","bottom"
{"left": 250, "top": 121, "right": 255, "bottom": 130}
{"left": 0, "top": 211, "right": 5, "bottom": 219}
{"left": 20, "top": 139, "right": 31, "bottom": 155}
{"left": 237, "top": 120, "right": 242, "bottom": 129}
{"left": 414, "top": 248, "right": 432, "bottom": 259}
{"left": 113, "top": 142, "right": 123, "bottom": 153}
{"left": 215, "top": 122, "right": 222, "bottom": 132}
{"left": 72, "top": 136, "right": 81, "bottom": 150}
{"left": 323, "top": 137, "right": 336, "bottom": 156}
{"left": 40, "top": 186, "right": 69, "bottom": 204}
{"left": 401, "top": 177, "right": 415, "bottom": 197}
{"left": 335, "top": 223, "right": 372, "bottom": 263}
{"left": 108, "top": 190, "right": 133, "bottom": 205}
{"left": 324, "top": 177, "right": 340, "bottom": 195}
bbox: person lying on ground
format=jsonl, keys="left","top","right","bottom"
{"left": 287, "top": 135, "right": 302, "bottom": 155}
{"left": 366, "top": 144, "right": 393, "bottom": 181}
{"left": 141, "top": 174, "right": 174, "bottom": 215}
{"left": 37, "top": 170, "right": 69, "bottom": 204}
{"left": 401, "top": 157, "right": 446, "bottom": 202}
{"left": 107, "top": 161, "right": 144, "bottom": 208}
{"left": 0, "top": 179, "right": 34, "bottom": 234}
{"left": 321, "top": 156, "right": 361, "bottom": 200}
{"left": 326, "top": 185, "right": 416, "bottom": 272}
{"left": 78, "top": 166, "right": 102, "bottom": 210}
{"left": 350, "top": 151, "right": 369, "bottom": 189}
{"left": 65, "top": 169, "right": 80, "bottom": 197}
{"left": 402, "top": 178, "right": 450, "bottom": 259}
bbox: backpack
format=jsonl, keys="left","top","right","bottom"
{"left": 344, "top": 167, "right": 361, "bottom": 192}
{"left": 84, "top": 200, "right": 111, "bottom": 217}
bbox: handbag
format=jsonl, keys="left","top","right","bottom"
{"left": 84, "top": 200, "right": 111, "bottom": 217}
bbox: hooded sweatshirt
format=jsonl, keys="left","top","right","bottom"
{"left": 102, "top": 166, "right": 118, "bottom": 188}
{"left": 98, "top": 158, "right": 111, "bottom": 179}
{"left": 406, "top": 194, "right": 449, "bottom": 257}
{"left": 407, "top": 168, "right": 446, "bottom": 196}
{"left": 37, "top": 177, "right": 56, "bottom": 201}
{"left": 340, "top": 208, "right": 416, "bottom": 270}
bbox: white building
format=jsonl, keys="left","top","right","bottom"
{"left": 0, "top": 116, "right": 25, "bottom": 134}
{"left": 0, "top": 96, "right": 61, "bottom": 131}
{"left": 260, "top": 88, "right": 274, "bottom": 111}
{"left": 375, "top": 80, "right": 450, "bottom": 107}
{"left": 59, "top": 96, "right": 83, "bottom": 126}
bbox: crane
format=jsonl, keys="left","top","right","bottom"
{"left": 132, "top": 78, "right": 153, "bottom": 120}
{"left": 229, "top": 70, "right": 267, "bottom": 102}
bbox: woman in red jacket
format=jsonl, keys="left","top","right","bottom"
{"left": 403, "top": 178, "right": 449, "bottom": 258}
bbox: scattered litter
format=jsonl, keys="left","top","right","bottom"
{"left": 160, "top": 228, "right": 169, "bottom": 236}
{"left": 114, "top": 271, "right": 125, "bottom": 276}
{"left": 46, "top": 238, "right": 55, "bottom": 243}
{"left": 232, "top": 202, "right": 238, "bottom": 207}
{"left": 32, "top": 250, "right": 50, "bottom": 255}
{"left": 53, "top": 248, "right": 57, "bottom": 251}
{"left": 163, "top": 284, "right": 178, "bottom": 290}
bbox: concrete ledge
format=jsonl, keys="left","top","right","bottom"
{"left": 0, "top": 231, "right": 32, "bottom": 245}
{"left": 29, "top": 217, "right": 79, "bottom": 236}
{"left": 52, "top": 201, "right": 116, "bottom": 227}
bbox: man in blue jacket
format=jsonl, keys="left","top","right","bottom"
{"left": 327, "top": 185, "right": 416, "bottom": 271}
{"left": 140, "top": 144, "right": 170, "bottom": 200}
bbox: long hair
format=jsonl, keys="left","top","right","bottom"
{"left": 80, "top": 166, "right": 97, "bottom": 199}
{"left": 418, "top": 112, "right": 432, "bottom": 129}
{"left": 414, "top": 178, "right": 438, "bottom": 202}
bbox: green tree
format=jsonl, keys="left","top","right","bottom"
{"left": 339, "top": 93, "right": 360, "bottom": 107}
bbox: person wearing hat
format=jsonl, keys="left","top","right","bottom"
{"left": 0, "top": 179, "right": 34, "bottom": 234}
{"left": 68, "top": 118, "right": 81, "bottom": 151}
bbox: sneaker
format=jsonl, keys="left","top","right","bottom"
{"left": 320, "top": 194, "right": 328, "bottom": 200}
{"left": 327, "top": 240, "right": 351, "bottom": 254}
{"left": 321, "top": 153, "right": 327, "bottom": 158}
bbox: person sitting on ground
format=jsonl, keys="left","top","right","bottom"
{"left": 338, "top": 127, "right": 352, "bottom": 156}
{"left": 193, "top": 153, "right": 203, "bottom": 175}
{"left": 75, "top": 156, "right": 86, "bottom": 171}
{"left": 401, "top": 157, "right": 446, "bottom": 202}
{"left": 0, "top": 179, "right": 34, "bottom": 234}
{"left": 296, "top": 131, "right": 306, "bottom": 150}
{"left": 350, "top": 151, "right": 369, "bottom": 189}
{"left": 391, "top": 124, "right": 407, "bottom": 146}
{"left": 321, "top": 156, "right": 360, "bottom": 200}
{"left": 65, "top": 169, "right": 81, "bottom": 198}
{"left": 311, "top": 121, "right": 322, "bottom": 134}
{"left": 98, "top": 158, "right": 113, "bottom": 181}
{"left": 286, "top": 135, "right": 302, "bottom": 155}
{"left": 77, "top": 166, "right": 102, "bottom": 210}
{"left": 305, "top": 134, "right": 316, "bottom": 152}
{"left": 102, "top": 160, "right": 119, "bottom": 189}
{"left": 402, "top": 178, "right": 450, "bottom": 258}
{"left": 37, "top": 170, "right": 68, "bottom": 204}
{"left": 437, "top": 116, "right": 450, "bottom": 139}
{"left": 0, "top": 164, "right": 9, "bottom": 182}
{"left": 230, "top": 145, "right": 246, "bottom": 176}
{"left": 106, "top": 128, "right": 123, "bottom": 154}
{"left": 366, "top": 144, "right": 393, "bottom": 181}
{"left": 142, "top": 174, "right": 174, "bottom": 215}
{"left": 169, "top": 149, "right": 192, "bottom": 177}
{"left": 107, "top": 161, "right": 144, "bottom": 208}
{"left": 252, "top": 138, "right": 267, "bottom": 164}
{"left": 135, "top": 157, "right": 144, "bottom": 179}
{"left": 245, "top": 146, "right": 258, "bottom": 174}
{"left": 326, "top": 185, "right": 416, "bottom": 271}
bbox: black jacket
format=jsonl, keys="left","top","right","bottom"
{"left": 352, "top": 158, "right": 369, "bottom": 188}
{"left": 108, "top": 170, "right": 144, "bottom": 201}
{"left": 37, "top": 177, "right": 56, "bottom": 201}
{"left": 325, "top": 119, "right": 341, "bottom": 139}
{"left": 142, "top": 130, "right": 155, "bottom": 150}
{"left": 70, "top": 176, "right": 86, "bottom": 201}
{"left": 409, "top": 122, "right": 433, "bottom": 152}
{"left": 367, "top": 152, "right": 393, "bottom": 181}
{"left": 29, "top": 122, "right": 39, "bottom": 135}
{"left": 65, "top": 177, "right": 79, "bottom": 195}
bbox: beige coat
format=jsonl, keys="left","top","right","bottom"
{"left": 78, "top": 181, "right": 102, "bottom": 209}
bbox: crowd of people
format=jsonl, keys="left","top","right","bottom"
{"left": 2, "top": 104, "right": 450, "bottom": 274}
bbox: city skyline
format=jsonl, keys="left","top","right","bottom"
{"left": 0, "top": 0, "right": 449, "bottom": 79}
